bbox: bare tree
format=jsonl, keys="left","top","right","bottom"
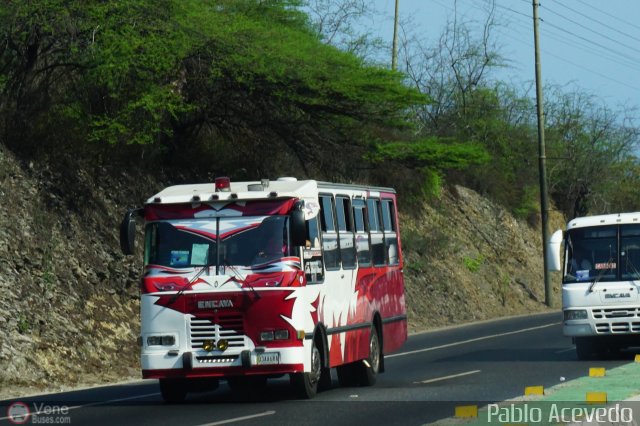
{"left": 545, "top": 88, "right": 640, "bottom": 217}
{"left": 302, "top": 0, "right": 386, "bottom": 61}
{"left": 397, "top": 0, "right": 503, "bottom": 134}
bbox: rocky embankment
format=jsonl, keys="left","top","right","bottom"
{"left": 400, "top": 186, "right": 564, "bottom": 332}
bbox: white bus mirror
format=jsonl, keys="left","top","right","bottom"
{"left": 547, "top": 229, "right": 564, "bottom": 272}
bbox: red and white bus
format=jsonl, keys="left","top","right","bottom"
{"left": 120, "top": 177, "right": 407, "bottom": 401}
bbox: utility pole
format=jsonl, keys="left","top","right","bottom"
{"left": 532, "top": 0, "right": 552, "bottom": 307}
{"left": 392, "top": 0, "right": 399, "bottom": 70}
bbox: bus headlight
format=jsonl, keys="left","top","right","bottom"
{"left": 147, "top": 335, "right": 176, "bottom": 346}
{"left": 260, "top": 331, "right": 274, "bottom": 341}
{"left": 260, "top": 330, "right": 290, "bottom": 342}
{"left": 274, "top": 330, "right": 289, "bottom": 340}
{"left": 564, "top": 310, "right": 588, "bottom": 321}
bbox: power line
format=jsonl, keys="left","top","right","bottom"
{"left": 543, "top": 5, "right": 640, "bottom": 57}
{"left": 542, "top": 19, "right": 640, "bottom": 68}
{"left": 469, "top": 0, "right": 640, "bottom": 75}
{"left": 417, "top": 0, "right": 640, "bottom": 96}
{"left": 475, "top": 1, "right": 640, "bottom": 94}
{"left": 490, "top": 7, "right": 640, "bottom": 93}
{"left": 553, "top": 1, "right": 640, "bottom": 45}
{"left": 577, "top": 0, "right": 640, "bottom": 34}
{"left": 537, "top": 19, "right": 640, "bottom": 73}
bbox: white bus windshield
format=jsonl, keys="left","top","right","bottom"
{"left": 564, "top": 224, "right": 640, "bottom": 283}
{"left": 144, "top": 216, "right": 290, "bottom": 270}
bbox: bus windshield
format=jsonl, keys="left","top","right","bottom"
{"left": 144, "top": 216, "right": 290, "bottom": 270}
{"left": 564, "top": 224, "right": 640, "bottom": 283}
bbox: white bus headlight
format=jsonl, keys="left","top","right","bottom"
{"left": 564, "top": 310, "right": 588, "bottom": 320}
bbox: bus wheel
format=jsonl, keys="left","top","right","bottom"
{"left": 159, "top": 378, "right": 187, "bottom": 403}
{"left": 357, "top": 326, "right": 381, "bottom": 386}
{"left": 291, "top": 340, "right": 321, "bottom": 399}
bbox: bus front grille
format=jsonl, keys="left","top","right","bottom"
{"left": 595, "top": 321, "right": 640, "bottom": 334}
{"left": 592, "top": 308, "right": 639, "bottom": 319}
{"left": 189, "top": 314, "right": 246, "bottom": 350}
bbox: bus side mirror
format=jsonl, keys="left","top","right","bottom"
{"left": 120, "top": 209, "right": 141, "bottom": 255}
{"left": 547, "top": 229, "right": 564, "bottom": 272}
{"left": 290, "top": 207, "right": 307, "bottom": 247}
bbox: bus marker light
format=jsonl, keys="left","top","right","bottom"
{"left": 215, "top": 177, "right": 231, "bottom": 192}
{"left": 297, "top": 330, "right": 305, "bottom": 340}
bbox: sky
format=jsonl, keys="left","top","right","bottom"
{"left": 371, "top": 0, "right": 640, "bottom": 110}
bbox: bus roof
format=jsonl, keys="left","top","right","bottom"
{"left": 145, "top": 177, "right": 396, "bottom": 205}
{"left": 567, "top": 212, "right": 640, "bottom": 230}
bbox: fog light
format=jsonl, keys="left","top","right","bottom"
{"left": 217, "top": 339, "right": 229, "bottom": 351}
{"left": 202, "top": 339, "right": 215, "bottom": 352}
{"left": 564, "top": 309, "right": 588, "bottom": 320}
{"left": 274, "top": 329, "right": 289, "bottom": 340}
{"left": 260, "top": 331, "right": 274, "bottom": 341}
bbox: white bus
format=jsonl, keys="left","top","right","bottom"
{"left": 548, "top": 213, "right": 640, "bottom": 359}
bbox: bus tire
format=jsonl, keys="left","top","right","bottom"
{"left": 357, "top": 326, "right": 381, "bottom": 386}
{"left": 290, "top": 339, "right": 322, "bottom": 399}
{"left": 159, "top": 378, "right": 188, "bottom": 403}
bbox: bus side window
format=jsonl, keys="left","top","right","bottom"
{"left": 320, "top": 195, "right": 340, "bottom": 270}
{"left": 353, "top": 199, "right": 371, "bottom": 266}
{"left": 382, "top": 199, "right": 399, "bottom": 266}
{"left": 367, "top": 198, "right": 386, "bottom": 266}
{"left": 336, "top": 196, "right": 356, "bottom": 269}
{"left": 304, "top": 216, "right": 325, "bottom": 283}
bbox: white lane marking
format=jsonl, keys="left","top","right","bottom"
{"left": 0, "top": 393, "right": 161, "bottom": 421}
{"left": 197, "top": 410, "right": 276, "bottom": 426}
{"left": 555, "top": 347, "right": 575, "bottom": 354}
{"left": 388, "top": 322, "right": 561, "bottom": 359}
{"left": 414, "top": 369, "right": 481, "bottom": 384}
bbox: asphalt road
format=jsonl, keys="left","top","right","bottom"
{"left": 1, "top": 311, "right": 635, "bottom": 426}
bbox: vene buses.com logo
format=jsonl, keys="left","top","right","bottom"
{"left": 7, "top": 402, "right": 30, "bottom": 424}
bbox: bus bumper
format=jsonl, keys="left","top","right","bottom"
{"left": 141, "top": 346, "right": 305, "bottom": 379}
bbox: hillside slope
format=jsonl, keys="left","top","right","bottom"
{"left": 0, "top": 150, "right": 561, "bottom": 399}
{"left": 401, "top": 186, "right": 562, "bottom": 333}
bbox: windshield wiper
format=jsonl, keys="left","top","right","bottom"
{"left": 167, "top": 250, "right": 213, "bottom": 305}
{"left": 223, "top": 259, "right": 261, "bottom": 300}
{"left": 588, "top": 257, "right": 613, "bottom": 293}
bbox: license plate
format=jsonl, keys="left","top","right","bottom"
{"left": 257, "top": 352, "right": 280, "bottom": 365}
